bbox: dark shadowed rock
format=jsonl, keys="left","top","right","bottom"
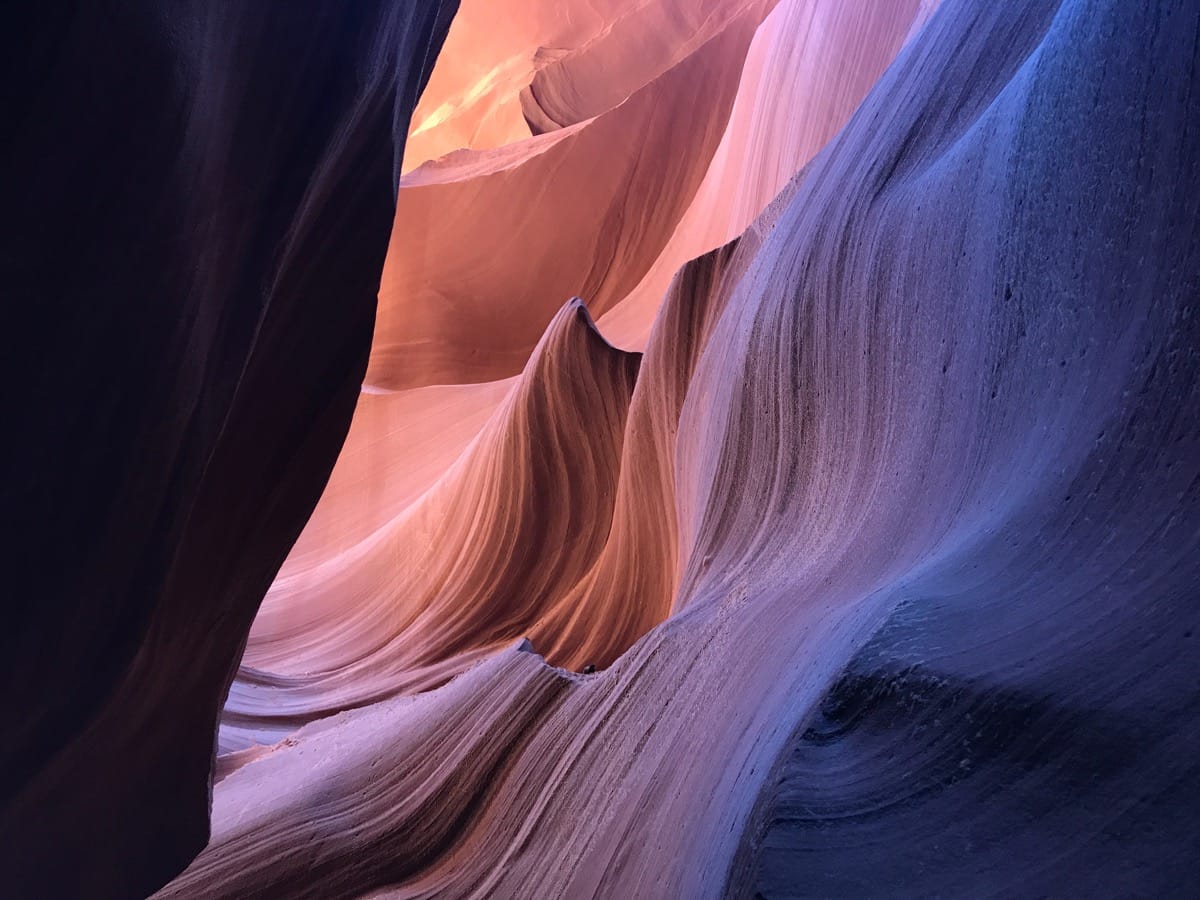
{"left": 0, "top": 3, "right": 456, "bottom": 896}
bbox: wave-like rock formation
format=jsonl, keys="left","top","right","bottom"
{"left": 228, "top": 0, "right": 937, "bottom": 752}
{"left": 163, "top": 0, "right": 1200, "bottom": 895}
{"left": 225, "top": 237, "right": 751, "bottom": 756}
{"left": 233, "top": 0, "right": 940, "bottom": 744}
{"left": 223, "top": 301, "right": 639, "bottom": 749}
{"left": 9, "top": 0, "right": 1199, "bottom": 895}
{"left": 1, "top": 3, "right": 456, "bottom": 897}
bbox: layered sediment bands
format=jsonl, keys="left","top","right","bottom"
{"left": 171, "top": 0, "right": 1198, "bottom": 895}
{"left": 527, "top": 244, "right": 748, "bottom": 667}
{"left": 267, "top": 0, "right": 932, "bottom": 699}
{"left": 0, "top": 3, "right": 456, "bottom": 896}
{"left": 367, "top": 8, "right": 765, "bottom": 390}
{"left": 222, "top": 301, "right": 640, "bottom": 749}
{"left": 712, "top": 0, "right": 1200, "bottom": 892}
{"left": 162, "top": 645, "right": 571, "bottom": 899}
{"left": 282, "top": 379, "right": 514, "bottom": 573}
{"left": 529, "top": 193, "right": 797, "bottom": 667}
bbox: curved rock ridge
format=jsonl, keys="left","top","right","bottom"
{"left": 259, "top": 0, "right": 935, "bottom": 701}
{"left": 0, "top": 3, "right": 457, "bottom": 896}
{"left": 528, "top": 190, "right": 800, "bottom": 668}
{"left": 222, "top": 300, "right": 640, "bottom": 751}
{"left": 167, "top": 0, "right": 1200, "bottom": 896}
{"left": 161, "top": 643, "right": 573, "bottom": 899}
{"left": 271, "top": 0, "right": 937, "bottom": 688}
{"left": 526, "top": 243, "right": 747, "bottom": 668}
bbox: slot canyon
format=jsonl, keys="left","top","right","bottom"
{"left": 3, "top": 0, "right": 1198, "bottom": 897}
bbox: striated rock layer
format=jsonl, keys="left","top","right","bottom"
{"left": 224, "top": 301, "right": 640, "bottom": 750}
{"left": 162, "top": 0, "right": 1200, "bottom": 896}
{"left": 1, "top": 3, "right": 456, "bottom": 897}
{"left": 227, "top": 0, "right": 938, "bottom": 756}
{"left": 7, "top": 0, "right": 1197, "bottom": 894}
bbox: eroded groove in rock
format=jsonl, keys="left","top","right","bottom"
{"left": 529, "top": 198, "right": 798, "bottom": 668}
{"left": 519, "top": 0, "right": 777, "bottom": 135}
{"left": 528, "top": 243, "right": 749, "bottom": 668}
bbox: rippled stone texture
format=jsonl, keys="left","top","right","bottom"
{"left": 228, "top": 0, "right": 934, "bottom": 763}
{"left": 10, "top": 0, "right": 1200, "bottom": 896}
{"left": 173, "top": 0, "right": 1200, "bottom": 895}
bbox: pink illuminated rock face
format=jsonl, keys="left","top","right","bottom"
{"left": 367, "top": 4, "right": 769, "bottom": 391}
{"left": 7, "top": 0, "right": 1198, "bottom": 897}
{"left": 228, "top": 0, "right": 939, "bottom": 756}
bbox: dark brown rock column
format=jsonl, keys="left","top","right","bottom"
{"left": 0, "top": 3, "right": 457, "bottom": 896}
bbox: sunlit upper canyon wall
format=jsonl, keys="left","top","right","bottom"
{"left": 3, "top": 0, "right": 1198, "bottom": 898}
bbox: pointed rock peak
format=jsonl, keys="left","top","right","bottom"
{"left": 526, "top": 297, "right": 642, "bottom": 369}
